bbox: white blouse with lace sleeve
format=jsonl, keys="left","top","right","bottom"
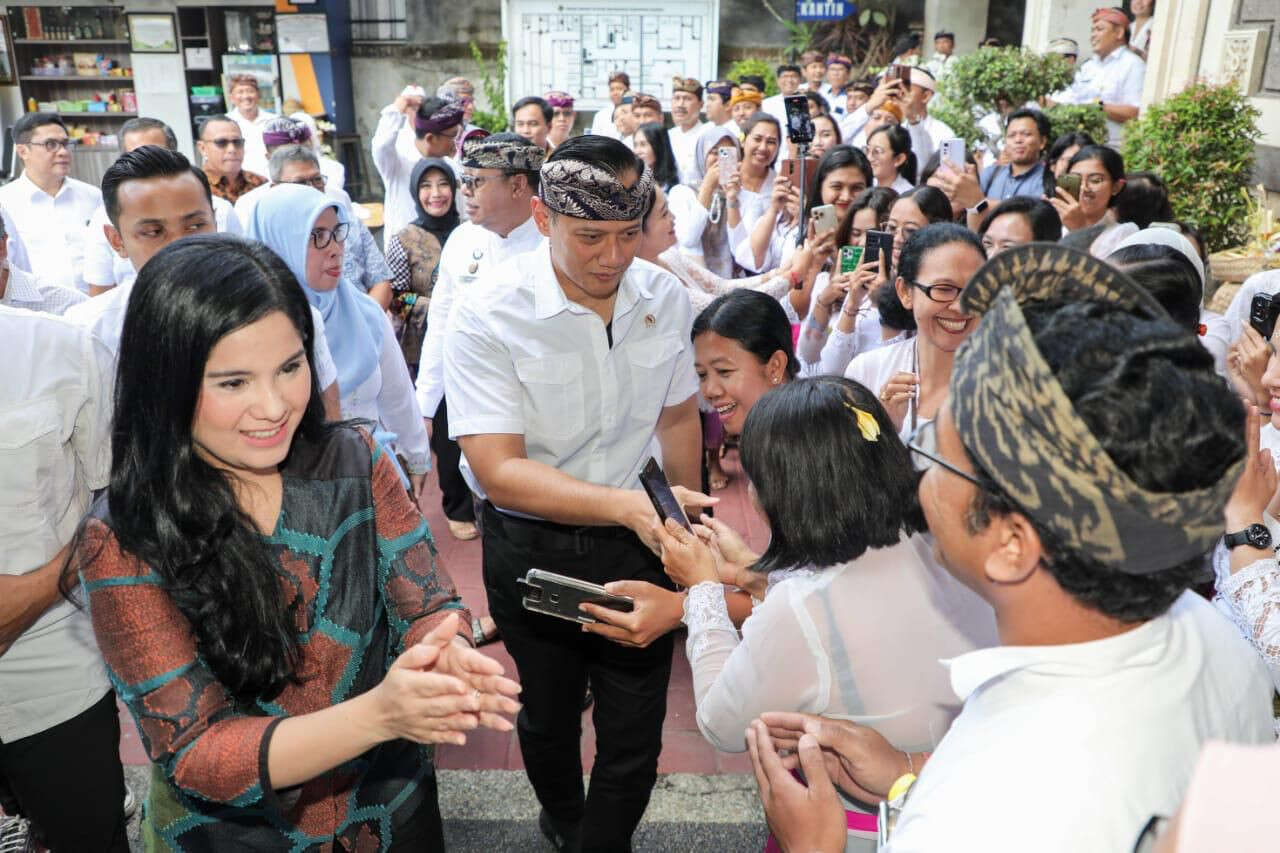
{"left": 1212, "top": 536, "right": 1280, "bottom": 692}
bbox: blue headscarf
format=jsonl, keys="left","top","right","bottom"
{"left": 247, "top": 184, "right": 384, "bottom": 395}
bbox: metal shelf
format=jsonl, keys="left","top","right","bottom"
{"left": 20, "top": 75, "right": 134, "bottom": 83}
{"left": 14, "top": 39, "right": 129, "bottom": 45}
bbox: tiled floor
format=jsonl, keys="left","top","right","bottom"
{"left": 119, "top": 448, "right": 767, "bottom": 777}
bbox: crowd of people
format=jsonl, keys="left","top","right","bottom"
{"left": 5, "top": 3, "right": 1280, "bottom": 851}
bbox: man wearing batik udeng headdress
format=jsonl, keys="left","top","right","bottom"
{"left": 444, "top": 135, "right": 704, "bottom": 852}
{"left": 748, "top": 245, "right": 1274, "bottom": 853}
{"left": 416, "top": 132, "right": 544, "bottom": 543}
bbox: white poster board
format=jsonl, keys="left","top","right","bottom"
{"left": 501, "top": 0, "right": 720, "bottom": 112}
{"left": 276, "top": 14, "right": 330, "bottom": 54}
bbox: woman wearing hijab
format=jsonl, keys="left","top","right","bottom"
{"left": 385, "top": 158, "right": 460, "bottom": 376}
{"left": 248, "top": 184, "right": 432, "bottom": 497}
{"left": 686, "top": 123, "right": 747, "bottom": 277}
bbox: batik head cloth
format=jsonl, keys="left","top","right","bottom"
{"left": 546, "top": 91, "right": 575, "bottom": 110}
{"left": 461, "top": 132, "right": 545, "bottom": 172}
{"left": 950, "top": 243, "right": 1244, "bottom": 575}
{"left": 539, "top": 158, "right": 654, "bottom": 221}
{"left": 1092, "top": 7, "right": 1131, "bottom": 29}
{"left": 261, "top": 117, "right": 312, "bottom": 148}
{"left": 673, "top": 77, "right": 704, "bottom": 98}
{"left": 826, "top": 53, "right": 853, "bottom": 68}
{"left": 729, "top": 89, "right": 763, "bottom": 108}
{"left": 414, "top": 100, "right": 466, "bottom": 135}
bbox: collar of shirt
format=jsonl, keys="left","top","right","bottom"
{"left": 944, "top": 612, "right": 1171, "bottom": 701}
{"left": 18, "top": 170, "right": 70, "bottom": 203}
{"left": 530, "top": 246, "right": 654, "bottom": 321}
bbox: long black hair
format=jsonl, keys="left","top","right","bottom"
{"left": 101, "top": 234, "right": 331, "bottom": 701}
{"left": 805, "top": 144, "right": 872, "bottom": 221}
{"left": 635, "top": 121, "right": 680, "bottom": 191}
{"left": 741, "top": 377, "right": 921, "bottom": 573}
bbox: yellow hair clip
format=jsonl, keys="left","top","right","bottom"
{"left": 844, "top": 401, "right": 881, "bottom": 442}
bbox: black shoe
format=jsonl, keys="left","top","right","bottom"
{"left": 538, "top": 809, "right": 581, "bottom": 853}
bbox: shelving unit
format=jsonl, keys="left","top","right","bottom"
{"left": 8, "top": 7, "right": 138, "bottom": 183}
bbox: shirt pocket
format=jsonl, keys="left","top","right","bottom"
{"left": 0, "top": 397, "right": 63, "bottom": 508}
{"left": 515, "top": 353, "right": 586, "bottom": 443}
{"left": 628, "top": 334, "right": 681, "bottom": 425}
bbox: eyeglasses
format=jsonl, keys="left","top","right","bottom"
{"left": 884, "top": 223, "right": 920, "bottom": 240}
{"left": 205, "top": 137, "right": 246, "bottom": 149}
{"left": 283, "top": 174, "right": 326, "bottom": 190}
{"left": 309, "top": 222, "right": 350, "bottom": 249}
{"left": 909, "top": 279, "right": 963, "bottom": 303}
{"left": 866, "top": 146, "right": 890, "bottom": 158}
{"left": 26, "top": 137, "right": 75, "bottom": 152}
{"left": 907, "top": 420, "right": 985, "bottom": 488}
{"left": 459, "top": 173, "right": 503, "bottom": 191}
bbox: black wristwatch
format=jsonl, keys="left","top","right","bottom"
{"left": 1224, "top": 523, "right": 1272, "bottom": 550}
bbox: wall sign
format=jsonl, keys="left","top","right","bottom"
{"left": 795, "top": 0, "right": 853, "bottom": 22}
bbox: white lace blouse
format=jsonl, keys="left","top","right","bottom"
{"left": 681, "top": 532, "right": 998, "bottom": 755}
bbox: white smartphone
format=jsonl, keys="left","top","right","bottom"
{"left": 811, "top": 204, "right": 839, "bottom": 235}
{"left": 940, "top": 137, "right": 966, "bottom": 170}
{"left": 717, "top": 147, "right": 738, "bottom": 186}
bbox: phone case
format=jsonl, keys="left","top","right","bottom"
{"left": 812, "top": 205, "right": 839, "bottom": 234}
{"left": 840, "top": 245, "right": 864, "bottom": 273}
{"left": 519, "top": 569, "right": 635, "bottom": 624}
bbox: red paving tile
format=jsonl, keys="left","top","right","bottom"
{"left": 118, "top": 451, "right": 764, "bottom": 777}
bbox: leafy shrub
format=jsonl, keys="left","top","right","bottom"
{"left": 1043, "top": 102, "right": 1107, "bottom": 144}
{"left": 1122, "top": 81, "right": 1261, "bottom": 252}
{"left": 934, "top": 47, "right": 1076, "bottom": 147}
{"left": 727, "top": 58, "right": 779, "bottom": 97}
{"left": 469, "top": 41, "right": 509, "bottom": 133}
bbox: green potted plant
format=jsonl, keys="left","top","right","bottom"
{"left": 1122, "top": 81, "right": 1261, "bottom": 253}
{"left": 468, "top": 41, "right": 509, "bottom": 133}
{"left": 1042, "top": 102, "right": 1108, "bottom": 144}
{"left": 727, "top": 57, "right": 780, "bottom": 96}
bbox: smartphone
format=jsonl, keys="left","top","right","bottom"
{"left": 518, "top": 569, "right": 635, "bottom": 624}
{"left": 888, "top": 64, "right": 908, "bottom": 82}
{"left": 1057, "top": 173, "right": 1081, "bottom": 201}
{"left": 940, "top": 137, "right": 966, "bottom": 170}
{"left": 839, "top": 245, "right": 864, "bottom": 273}
{"left": 717, "top": 146, "right": 738, "bottom": 186}
{"left": 638, "top": 456, "right": 692, "bottom": 532}
{"left": 863, "top": 229, "right": 894, "bottom": 274}
{"left": 811, "top": 204, "right": 839, "bottom": 235}
{"left": 1250, "top": 294, "right": 1280, "bottom": 341}
{"left": 783, "top": 94, "right": 814, "bottom": 145}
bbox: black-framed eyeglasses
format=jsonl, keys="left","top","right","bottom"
{"left": 909, "top": 279, "right": 964, "bottom": 304}
{"left": 27, "top": 137, "right": 75, "bottom": 152}
{"left": 310, "top": 222, "right": 350, "bottom": 249}
{"left": 283, "top": 174, "right": 326, "bottom": 190}
{"left": 205, "top": 137, "right": 246, "bottom": 149}
{"left": 908, "top": 420, "right": 985, "bottom": 489}
{"left": 459, "top": 173, "right": 503, "bottom": 191}
{"left": 884, "top": 223, "right": 920, "bottom": 240}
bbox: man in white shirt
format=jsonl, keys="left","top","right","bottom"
{"left": 64, "top": 146, "right": 341, "bottom": 419}
{"left": 0, "top": 304, "right": 124, "bottom": 851}
{"left": 0, "top": 113, "right": 102, "bottom": 293}
{"left": 415, "top": 132, "right": 545, "bottom": 540}
{"left": 444, "top": 135, "right": 701, "bottom": 853}
{"left": 372, "top": 95, "right": 465, "bottom": 237}
{"left": 1046, "top": 7, "right": 1145, "bottom": 147}
{"left": 819, "top": 54, "right": 854, "bottom": 117}
{"left": 703, "top": 80, "right": 739, "bottom": 138}
{"left": 746, "top": 245, "right": 1275, "bottom": 853}
{"left": 589, "top": 71, "right": 629, "bottom": 139}
{"left": 83, "top": 118, "right": 242, "bottom": 295}
{"left": 226, "top": 73, "right": 278, "bottom": 178}
{"left": 924, "top": 30, "right": 957, "bottom": 78}
{"left": 668, "top": 78, "right": 705, "bottom": 187}
{"left": 900, "top": 66, "right": 955, "bottom": 168}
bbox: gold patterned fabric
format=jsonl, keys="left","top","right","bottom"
{"left": 950, "top": 244, "right": 1245, "bottom": 575}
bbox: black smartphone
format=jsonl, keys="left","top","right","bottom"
{"left": 1250, "top": 294, "right": 1280, "bottom": 341}
{"left": 518, "top": 569, "right": 635, "bottom": 624}
{"left": 783, "top": 94, "right": 814, "bottom": 145}
{"left": 638, "top": 456, "right": 692, "bottom": 532}
{"left": 863, "top": 229, "right": 894, "bottom": 276}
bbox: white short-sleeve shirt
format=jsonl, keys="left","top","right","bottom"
{"left": 445, "top": 246, "right": 699, "bottom": 510}
{"left": 1061, "top": 47, "right": 1146, "bottom": 146}
{"left": 0, "top": 173, "right": 102, "bottom": 293}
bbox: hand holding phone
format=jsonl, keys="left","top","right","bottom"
{"left": 1250, "top": 294, "right": 1280, "bottom": 341}
{"left": 839, "top": 245, "right": 864, "bottom": 273}
{"left": 1056, "top": 173, "right": 1081, "bottom": 201}
{"left": 519, "top": 569, "right": 635, "bottom": 624}
{"left": 811, "top": 204, "right": 839, "bottom": 236}
{"left": 863, "top": 229, "right": 894, "bottom": 277}
{"left": 717, "top": 147, "right": 738, "bottom": 187}
{"left": 639, "top": 457, "right": 692, "bottom": 531}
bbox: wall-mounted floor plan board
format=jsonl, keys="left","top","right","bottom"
{"left": 502, "top": 0, "right": 721, "bottom": 113}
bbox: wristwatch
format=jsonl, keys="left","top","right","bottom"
{"left": 1224, "top": 523, "right": 1273, "bottom": 550}
{"left": 965, "top": 198, "right": 990, "bottom": 217}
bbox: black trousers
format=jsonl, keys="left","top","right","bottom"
{"left": 431, "top": 398, "right": 475, "bottom": 523}
{"left": 0, "top": 689, "right": 128, "bottom": 852}
{"left": 481, "top": 502, "right": 673, "bottom": 853}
